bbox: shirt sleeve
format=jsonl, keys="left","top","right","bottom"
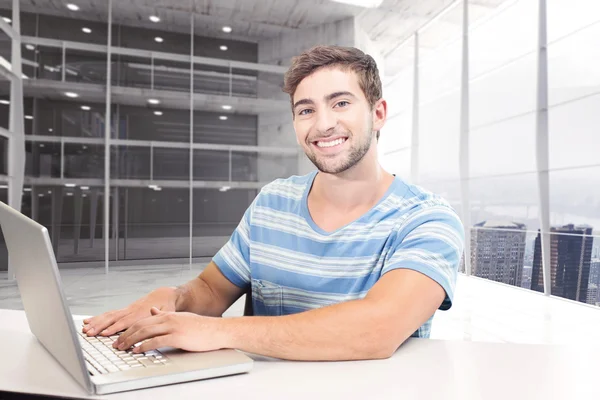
{"left": 382, "top": 204, "right": 465, "bottom": 310}
{"left": 212, "top": 201, "right": 254, "bottom": 289}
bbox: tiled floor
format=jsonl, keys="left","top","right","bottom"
{"left": 2, "top": 264, "right": 600, "bottom": 345}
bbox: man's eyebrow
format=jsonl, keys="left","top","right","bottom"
{"left": 325, "top": 91, "right": 356, "bottom": 102}
{"left": 293, "top": 98, "right": 314, "bottom": 110}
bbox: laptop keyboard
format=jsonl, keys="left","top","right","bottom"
{"left": 77, "top": 331, "right": 170, "bottom": 374}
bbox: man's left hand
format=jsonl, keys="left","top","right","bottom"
{"left": 112, "top": 307, "right": 228, "bottom": 353}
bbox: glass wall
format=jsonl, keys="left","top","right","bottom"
{"left": 380, "top": 0, "right": 600, "bottom": 305}
{"left": 0, "top": 2, "right": 296, "bottom": 270}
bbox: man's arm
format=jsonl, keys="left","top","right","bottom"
{"left": 176, "top": 262, "right": 245, "bottom": 316}
{"left": 221, "top": 268, "right": 445, "bottom": 360}
{"left": 118, "top": 268, "right": 445, "bottom": 360}
{"left": 83, "top": 262, "right": 243, "bottom": 336}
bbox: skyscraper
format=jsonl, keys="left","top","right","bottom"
{"left": 589, "top": 258, "right": 600, "bottom": 286}
{"left": 471, "top": 221, "right": 527, "bottom": 287}
{"left": 531, "top": 225, "right": 594, "bottom": 303}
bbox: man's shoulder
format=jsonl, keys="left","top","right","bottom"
{"left": 386, "top": 178, "right": 462, "bottom": 227}
{"left": 257, "top": 172, "right": 315, "bottom": 203}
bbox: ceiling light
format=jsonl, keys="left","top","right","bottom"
{"left": 330, "top": 0, "right": 383, "bottom": 7}
{"left": 25, "top": 44, "right": 35, "bottom": 51}
{"left": 153, "top": 111, "right": 163, "bottom": 116}
{"left": 149, "top": 15, "right": 160, "bottom": 23}
{"left": 219, "top": 186, "right": 231, "bottom": 192}
{"left": 66, "top": 192, "right": 74, "bottom": 196}
{"left": 219, "top": 45, "right": 228, "bottom": 51}
{"left": 47, "top": 190, "right": 52, "bottom": 194}
{"left": 219, "top": 116, "right": 228, "bottom": 121}
{"left": 0, "top": 185, "right": 7, "bottom": 189}
{"left": 154, "top": 187, "right": 162, "bottom": 191}
{"left": 222, "top": 105, "right": 232, "bottom": 110}
{"left": 81, "top": 186, "right": 89, "bottom": 190}
{"left": 24, "top": 188, "right": 31, "bottom": 192}
{"left": 82, "top": 27, "right": 92, "bottom": 34}
{"left": 25, "top": 115, "right": 33, "bottom": 120}
{"left": 66, "top": 3, "right": 80, "bottom": 11}
{"left": 48, "top": 128, "right": 53, "bottom": 132}
{"left": 81, "top": 105, "right": 90, "bottom": 111}
{"left": 148, "top": 98, "right": 160, "bottom": 105}
{"left": 155, "top": 37, "right": 163, "bottom": 43}
{"left": 148, "top": 184, "right": 158, "bottom": 189}
{"left": 65, "top": 92, "right": 79, "bottom": 98}
{"left": 38, "top": 194, "right": 44, "bottom": 197}
{"left": 0, "top": 99, "right": 9, "bottom": 105}
{"left": 39, "top": 144, "right": 45, "bottom": 148}
{"left": 222, "top": 26, "right": 232, "bottom": 33}
{"left": 82, "top": 145, "right": 87, "bottom": 150}
{"left": 65, "top": 183, "right": 76, "bottom": 188}
{"left": 3, "top": 17, "right": 11, "bottom": 23}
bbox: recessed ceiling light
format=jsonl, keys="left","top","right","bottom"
{"left": 0, "top": 99, "right": 9, "bottom": 105}
{"left": 82, "top": 27, "right": 92, "bottom": 34}
{"left": 154, "top": 187, "right": 162, "bottom": 191}
{"left": 48, "top": 128, "right": 53, "bottom": 132}
{"left": 81, "top": 186, "right": 89, "bottom": 190}
{"left": 219, "top": 45, "right": 228, "bottom": 51}
{"left": 65, "top": 183, "right": 76, "bottom": 188}
{"left": 25, "top": 115, "right": 33, "bottom": 120}
{"left": 66, "top": 3, "right": 80, "bottom": 11}
{"left": 39, "top": 144, "right": 45, "bottom": 148}
{"left": 330, "top": 0, "right": 384, "bottom": 7}
{"left": 81, "top": 105, "right": 90, "bottom": 111}
{"left": 38, "top": 193, "right": 44, "bottom": 197}
{"left": 47, "top": 190, "right": 52, "bottom": 194}
{"left": 219, "top": 116, "right": 228, "bottom": 121}
{"left": 65, "top": 92, "right": 79, "bottom": 98}
{"left": 25, "top": 44, "right": 35, "bottom": 50}
{"left": 82, "top": 145, "right": 87, "bottom": 150}
{"left": 222, "top": 105, "right": 232, "bottom": 110}
{"left": 24, "top": 188, "right": 32, "bottom": 192}
{"left": 155, "top": 37, "right": 163, "bottom": 43}
{"left": 219, "top": 186, "right": 231, "bottom": 192}
{"left": 148, "top": 98, "right": 160, "bottom": 105}
{"left": 154, "top": 111, "right": 163, "bottom": 116}
{"left": 3, "top": 17, "right": 11, "bottom": 23}
{"left": 222, "top": 26, "right": 232, "bottom": 33}
{"left": 149, "top": 15, "right": 160, "bottom": 23}
{"left": 66, "top": 192, "right": 74, "bottom": 196}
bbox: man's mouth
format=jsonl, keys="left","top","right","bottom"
{"left": 312, "top": 136, "right": 348, "bottom": 149}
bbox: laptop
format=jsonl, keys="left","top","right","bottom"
{"left": 0, "top": 201, "right": 253, "bottom": 395}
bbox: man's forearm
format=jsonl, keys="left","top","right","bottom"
{"left": 220, "top": 299, "right": 406, "bottom": 361}
{"left": 173, "top": 276, "right": 221, "bottom": 316}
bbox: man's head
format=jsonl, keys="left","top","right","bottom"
{"left": 283, "top": 45, "right": 386, "bottom": 175}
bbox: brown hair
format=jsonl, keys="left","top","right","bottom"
{"left": 283, "top": 45, "right": 382, "bottom": 140}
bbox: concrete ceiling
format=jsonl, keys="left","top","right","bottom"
{"left": 2, "top": 0, "right": 509, "bottom": 77}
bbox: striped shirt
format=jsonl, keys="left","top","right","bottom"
{"left": 213, "top": 170, "right": 464, "bottom": 338}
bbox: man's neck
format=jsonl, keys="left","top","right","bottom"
{"left": 311, "top": 150, "right": 394, "bottom": 212}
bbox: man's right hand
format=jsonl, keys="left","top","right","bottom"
{"left": 82, "top": 286, "right": 180, "bottom": 337}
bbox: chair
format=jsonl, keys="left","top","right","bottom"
{"left": 243, "top": 287, "right": 253, "bottom": 316}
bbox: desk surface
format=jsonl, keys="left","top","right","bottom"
{"left": 0, "top": 308, "right": 598, "bottom": 399}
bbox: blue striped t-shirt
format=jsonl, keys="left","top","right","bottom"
{"left": 213, "top": 170, "right": 464, "bottom": 338}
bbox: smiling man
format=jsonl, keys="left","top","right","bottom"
{"left": 83, "top": 45, "right": 464, "bottom": 361}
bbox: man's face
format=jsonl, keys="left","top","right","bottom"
{"left": 292, "top": 67, "right": 385, "bottom": 175}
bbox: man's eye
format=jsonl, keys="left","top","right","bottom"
{"left": 299, "top": 109, "right": 313, "bottom": 116}
{"left": 335, "top": 101, "right": 349, "bottom": 108}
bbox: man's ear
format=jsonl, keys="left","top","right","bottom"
{"left": 372, "top": 98, "right": 387, "bottom": 132}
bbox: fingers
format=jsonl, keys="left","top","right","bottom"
{"left": 114, "top": 316, "right": 168, "bottom": 351}
{"left": 82, "top": 311, "right": 123, "bottom": 336}
{"left": 133, "top": 334, "right": 173, "bottom": 354}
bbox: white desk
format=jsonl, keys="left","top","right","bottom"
{"left": 0, "top": 308, "right": 598, "bottom": 399}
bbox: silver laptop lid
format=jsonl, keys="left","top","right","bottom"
{"left": 0, "top": 201, "right": 93, "bottom": 393}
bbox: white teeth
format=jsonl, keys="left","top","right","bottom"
{"left": 316, "top": 138, "right": 345, "bottom": 148}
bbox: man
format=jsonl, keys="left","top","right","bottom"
{"left": 83, "top": 45, "right": 464, "bottom": 361}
